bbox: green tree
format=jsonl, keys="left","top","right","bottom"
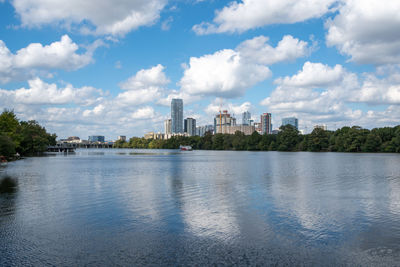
{"left": 362, "top": 133, "right": 382, "bottom": 152}
{"left": 277, "top": 125, "right": 300, "bottom": 151}
{"left": 0, "top": 135, "right": 16, "bottom": 158}
{"left": 19, "top": 120, "right": 56, "bottom": 155}
{"left": 247, "top": 131, "right": 261, "bottom": 150}
{"left": 212, "top": 134, "right": 224, "bottom": 150}
{"left": 309, "top": 128, "right": 329, "bottom": 151}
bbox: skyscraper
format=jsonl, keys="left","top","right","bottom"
{"left": 171, "top": 99, "right": 183, "bottom": 133}
{"left": 282, "top": 117, "right": 298, "bottom": 129}
{"left": 214, "top": 110, "right": 236, "bottom": 134}
{"left": 184, "top": 118, "right": 196, "bottom": 136}
{"left": 164, "top": 119, "right": 171, "bottom": 135}
{"left": 242, "top": 111, "right": 251, "bottom": 125}
{"left": 260, "top": 113, "right": 272, "bottom": 134}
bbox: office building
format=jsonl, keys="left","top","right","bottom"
{"left": 226, "top": 125, "right": 255, "bottom": 135}
{"left": 171, "top": 99, "right": 183, "bottom": 133}
{"left": 282, "top": 117, "right": 298, "bottom": 129}
{"left": 242, "top": 111, "right": 251, "bottom": 125}
{"left": 88, "top": 135, "right": 105, "bottom": 143}
{"left": 144, "top": 132, "right": 165, "bottom": 140}
{"left": 260, "top": 113, "right": 272, "bottom": 134}
{"left": 196, "top": 125, "right": 214, "bottom": 136}
{"left": 117, "top": 136, "right": 126, "bottom": 142}
{"left": 184, "top": 118, "right": 196, "bottom": 136}
{"left": 164, "top": 119, "right": 172, "bottom": 135}
{"left": 214, "top": 110, "right": 236, "bottom": 134}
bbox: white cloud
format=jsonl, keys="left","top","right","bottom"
{"left": 237, "top": 35, "right": 309, "bottom": 65}
{"left": 193, "top": 0, "right": 337, "bottom": 34}
{"left": 326, "top": 0, "right": 400, "bottom": 64}
{"left": 131, "top": 106, "right": 156, "bottom": 119}
{"left": 355, "top": 73, "right": 400, "bottom": 105}
{"left": 117, "top": 64, "right": 170, "bottom": 105}
{"left": 12, "top": 0, "right": 167, "bottom": 36}
{"left": 0, "top": 78, "right": 164, "bottom": 139}
{"left": 205, "top": 98, "right": 252, "bottom": 116}
{"left": 116, "top": 88, "right": 162, "bottom": 106}
{"left": 179, "top": 35, "right": 309, "bottom": 98}
{"left": 261, "top": 61, "right": 400, "bottom": 130}
{"left": 161, "top": 16, "right": 173, "bottom": 31}
{"left": 180, "top": 49, "right": 271, "bottom": 98}
{"left": 0, "top": 35, "right": 100, "bottom": 83}
{"left": 274, "top": 61, "right": 346, "bottom": 88}
{"left": 260, "top": 62, "right": 362, "bottom": 130}
{"left": 119, "top": 64, "right": 169, "bottom": 90}
{"left": 0, "top": 77, "right": 104, "bottom": 106}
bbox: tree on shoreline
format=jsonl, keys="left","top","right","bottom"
{"left": 0, "top": 110, "right": 57, "bottom": 157}
{"left": 115, "top": 124, "right": 400, "bottom": 153}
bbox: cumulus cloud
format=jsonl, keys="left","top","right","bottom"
{"left": 119, "top": 64, "right": 169, "bottom": 90}
{"left": 0, "top": 77, "right": 104, "bottom": 106}
{"left": 0, "top": 35, "right": 100, "bottom": 83}
{"left": 180, "top": 49, "right": 270, "bottom": 98}
{"left": 179, "top": 35, "right": 309, "bottom": 98}
{"left": 326, "top": 0, "right": 400, "bottom": 64}
{"left": 12, "top": 0, "right": 167, "bottom": 36}
{"left": 355, "top": 73, "right": 400, "bottom": 105}
{"left": 131, "top": 106, "right": 156, "bottom": 119}
{"left": 237, "top": 35, "right": 309, "bottom": 65}
{"left": 117, "top": 64, "right": 170, "bottom": 105}
{"left": 260, "top": 62, "right": 359, "bottom": 130}
{"left": 193, "top": 0, "right": 337, "bottom": 34}
{"left": 0, "top": 77, "right": 164, "bottom": 138}
{"left": 274, "top": 61, "right": 346, "bottom": 88}
{"left": 205, "top": 98, "right": 252, "bottom": 116}
{"left": 261, "top": 61, "right": 400, "bottom": 130}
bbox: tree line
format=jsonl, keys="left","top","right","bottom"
{"left": 0, "top": 110, "right": 57, "bottom": 158}
{"left": 114, "top": 125, "right": 400, "bottom": 153}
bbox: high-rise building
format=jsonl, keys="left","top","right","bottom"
{"left": 214, "top": 110, "right": 236, "bottom": 134}
{"left": 164, "top": 119, "right": 172, "bottom": 135}
{"left": 171, "top": 99, "right": 183, "bottom": 133}
{"left": 196, "top": 125, "right": 214, "bottom": 136}
{"left": 282, "top": 117, "right": 298, "bottom": 129}
{"left": 260, "top": 113, "right": 272, "bottom": 134}
{"left": 88, "top": 135, "right": 105, "bottom": 143}
{"left": 184, "top": 118, "right": 196, "bottom": 136}
{"left": 242, "top": 111, "right": 251, "bottom": 125}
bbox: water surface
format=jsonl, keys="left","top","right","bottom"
{"left": 1, "top": 149, "right": 400, "bottom": 265}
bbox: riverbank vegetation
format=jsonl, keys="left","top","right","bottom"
{"left": 114, "top": 125, "right": 400, "bottom": 153}
{"left": 0, "top": 110, "right": 57, "bottom": 158}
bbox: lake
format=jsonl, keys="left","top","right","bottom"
{"left": 1, "top": 149, "right": 400, "bottom": 266}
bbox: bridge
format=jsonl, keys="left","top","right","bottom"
{"left": 47, "top": 142, "right": 113, "bottom": 152}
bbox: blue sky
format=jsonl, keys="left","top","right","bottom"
{"left": 0, "top": 0, "right": 399, "bottom": 140}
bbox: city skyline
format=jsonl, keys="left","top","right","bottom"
{"left": 0, "top": 1, "right": 400, "bottom": 140}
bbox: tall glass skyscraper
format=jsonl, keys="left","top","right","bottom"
{"left": 282, "top": 117, "right": 298, "bottom": 129}
{"left": 242, "top": 111, "right": 251, "bottom": 125}
{"left": 171, "top": 98, "right": 183, "bottom": 133}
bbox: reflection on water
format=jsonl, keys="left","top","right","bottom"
{"left": 1, "top": 149, "right": 400, "bottom": 265}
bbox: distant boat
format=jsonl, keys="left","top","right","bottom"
{"left": 180, "top": 145, "right": 193, "bottom": 151}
